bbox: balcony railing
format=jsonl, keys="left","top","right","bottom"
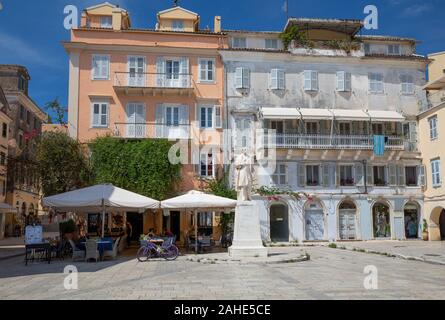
{"left": 114, "top": 72, "right": 193, "bottom": 89}
{"left": 265, "top": 134, "right": 405, "bottom": 150}
{"left": 113, "top": 122, "right": 190, "bottom": 140}
{"left": 427, "top": 90, "right": 445, "bottom": 109}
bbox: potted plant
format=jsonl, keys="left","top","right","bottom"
{"left": 422, "top": 219, "right": 429, "bottom": 241}
{"left": 59, "top": 219, "right": 78, "bottom": 241}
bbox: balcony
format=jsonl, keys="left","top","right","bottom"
{"left": 112, "top": 122, "right": 190, "bottom": 140}
{"left": 113, "top": 72, "right": 194, "bottom": 96}
{"left": 265, "top": 134, "right": 405, "bottom": 151}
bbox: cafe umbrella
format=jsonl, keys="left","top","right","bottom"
{"left": 42, "top": 184, "right": 160, "bottom": 236}
{"left": 160, "top": 190, "right": 237, "bottom": 253}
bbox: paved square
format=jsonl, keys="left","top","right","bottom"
{"left": 0, "top": 246, "right": 444, "bottom": 300}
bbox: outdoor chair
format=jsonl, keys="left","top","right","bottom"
{"left": 103, "top": 237, "right": 120, "bottom": 260}
{"left": 184, "top": 235, "right": 197, "bottom": 252}
{"left": 68, "top": 239, "right": 85, "bottom": 262}
{"left": 85, "top": 239, "right": 100, "bottom": 262}
{"left": 200, "top": 236, "right": 212, "bottom": 252}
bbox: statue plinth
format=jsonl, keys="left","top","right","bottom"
{"left": 229, "top": 201, "right": 268, "bottom": 258}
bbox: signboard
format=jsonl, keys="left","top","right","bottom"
{"left": 25, "top": 226, "right": 43, "bottom": 245}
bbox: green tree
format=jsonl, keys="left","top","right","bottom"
{"left": 89, "top": 137, "right": 181, "bottom": 200}
{"left": 45, "top": 98, "right": 67, "bottom": 125}
{"left": 35, "top": 131, "right": 91, "bottom": 196}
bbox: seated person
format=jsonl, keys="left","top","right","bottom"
{"left": 147, "top": 228, "right": 156, "bottom": 238}
{"left": 163, "top": 228, "right": 174, "bottom": 237}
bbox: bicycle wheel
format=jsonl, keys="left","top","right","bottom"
{"left": 137, "top": 246, "right": 151, "bottom": 262}
{"left": 163, "top": 245, "right": 179, "bottom": 261}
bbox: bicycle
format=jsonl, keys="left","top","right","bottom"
{"left": 137, "top": 237, "right": 179, "bottom": 262}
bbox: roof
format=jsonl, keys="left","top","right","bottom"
{"left": 157, "top": 6, "right": 199, "bottom": 17}
{"left": 423, "top": 74, "right": 445, "bottom": 90}
{"left": 223, "top": 29, "right": 281, "bottom": 35}
{"left": 284, "top": 17, "right": 363, "bottom": 36}
{"left": 76, "top": 26, "right": 224, "bottom": 36}
{"left": 0, "top": 64, "right": 30, "bottom": 80}
{"left": 85, "top": 2, "right": 127, "bottom": 13}
{"left": 358, "top": 35, "right": 418, "bottom": 43}
{"left": 363, "top": 54, "right": 430, "bottom": 62}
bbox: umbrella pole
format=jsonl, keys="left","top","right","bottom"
{"left": 101, "top": 200, "right": 105, "bottom": 238}
{"left": 194, "top": 210, "right": 198, "bottom": 254}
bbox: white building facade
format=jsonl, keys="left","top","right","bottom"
{"left": 221, "top": 19, "right": 429, "bottom": 242}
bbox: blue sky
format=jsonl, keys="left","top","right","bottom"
{"left": 0, "top": 0, "right": 444, "bottom": 122}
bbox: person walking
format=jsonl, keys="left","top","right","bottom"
{"left": 126, "top": 221, "right": 133, "bottom": 247}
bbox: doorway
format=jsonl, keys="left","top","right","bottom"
{"left": 404, "top": 203, "right": 419, "bottom": 239}
{"left": 339, "top": 200, "right": 357, "bottom": 240}
{"left": 372, "top": 202, "right": 391, "bottom": 238}
{"left": 270, "top": 203, "right": 289, "bottom": 242}
{"left": 170, "top": 211, "right": 181, "bottom": 242}
{"left": 305, "top": 201, "right": 324, "bottom": 241}
{"left": 126, "top": 212, "right": 143, "bottom": 244}
{"left": 440, "top": 209, "right": 445, "bottom": 240}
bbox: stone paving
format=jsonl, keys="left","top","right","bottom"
{"left": 0, "top": 246, "right": 443, "bottom": 300}
{"left": 0, "top": 237, "right": 25, "bottom": 260}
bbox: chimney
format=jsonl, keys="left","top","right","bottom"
{"left": 112, "top": 8, "right": 122, "bottom": 30}
{"left": 214, "top": 16, "right": 221, "bottom": 33}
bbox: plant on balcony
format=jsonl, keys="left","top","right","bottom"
{"left": 89, "top": 137, "right": 181, "bottom": 200}
{"left": 340, "top": 178, "right": 355, "bottom": 186}
{"left": 306, "top": 180, "right": 319, "bottom": 186}
{"left": 255, "top": 186, "right": 307, "bottom": 201}
{"left": 279, "top": 26, "right": 314, "bottom": 50}
{"left": 35, "top": 131, "right": 91, "bottom": 197}
{"left": 322, "top": 39, "right": 362, "bottom": 54}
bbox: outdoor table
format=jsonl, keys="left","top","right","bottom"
{"left": 25, "top": 243, "right": 51, "bottom": 266}
{"left": 149, "top": 238, "right": 164, "bottom": 245}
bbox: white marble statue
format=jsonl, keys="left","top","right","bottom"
{"left": 235, "top": 151, "right": 253, "bottom": 201}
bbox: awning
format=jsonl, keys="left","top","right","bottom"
{"left": 366, "top": 110, "right": 405, "bottom": 122}
{"left": 331, "top": 109, "right": 370, "bottom": 121}
{"left": 160, "top": 190, "right": 237, "bottom": 210}
{"left": 423, "top": 74, "right": 445, "bottom": 90}
{"left": 260, "top": 107, "right": 301, "bottom": 120}
{"left": 298, "top": 108, "right": 333, "bottom": 120}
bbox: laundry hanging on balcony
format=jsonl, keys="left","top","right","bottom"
{"left": 373, "top": 135, "right": 385, "bottom": 156}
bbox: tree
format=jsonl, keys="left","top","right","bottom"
{"left": 45, "top": 98, "right": 67, "bottom": 125}
{"left": 35, "top": 131, "right": 91, "bottom": 196}
{"left": 89, "top": 137, "right": 181, "bottom": 200}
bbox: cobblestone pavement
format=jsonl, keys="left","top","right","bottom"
{"left": 0, "top": 246, "right": 443, "bottom": 300}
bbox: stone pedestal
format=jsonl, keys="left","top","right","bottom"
{"left": 229, "top": 201, "right": 268, "bottom": 258}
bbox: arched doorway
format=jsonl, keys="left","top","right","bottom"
{"left": 404, "top": 202, "right": 419, "bottom": 239}
{"left": 305, "top": 200, "right": 325, "bottom": 241}
{"left": 441, "top": 210, "right": 445, "bottom": 240}
{"left": 372, "top": 202, "right": 391, "bottom": 239}
{"left": 429, "top": 207, "right": 445, "bottom": 241}
{"left": 269, "top": 203, "right": 289, "bottom": 242}
{"left": 339, "top": 200, "right": 357, "bottom": 240}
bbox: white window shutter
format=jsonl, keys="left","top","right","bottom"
{"left": 388, "top": 164, "right": 397, "bottom": 186}
{"left": 298, "top": 163, "right": 306, "bottom": 187}
{"left": 180, "top": 57, "right": 189, "bottom": 87}
{"left": 235, "top": 67, "right": 243, "bottom": 89}
{"left": 278, "top": 69, "right": 285, "bottom": 90}
{"left": 355, "top": 163, "right": 364, "bottom": 186}
{"left": 397, "top": 165, "right": 406, "bottom": 186}
{"left": 311, "top": 71, "right": 318, "bottom": 91}
{"left": 418, "top": 165, "right": 426, "bottom": 187}
{"left": 101, "top": 56, "right": 109, "bottom": 79}
{"left": 214, "top": 105, "right": 222, "bottom": 129}
{"left": 304, "top": 70, "right": 311, "bottom": 91}
{"left": 242, "top": 68, "right": 250, "bottom": 89}
{"left": 366, "top": 164, "right": 373, "bottom": 185}
{"left": 155, "top": 104, "right": 165, "bottom": 138}
{"left": 192, "top": 148, "right": 200, "bottom": 174}
{"left": 336, "top": 71, "right": 344, "bottom": 91}
{"left": 156, "top": 57, "right": 165, "bottom": 87}
{"left": 345, "top": 72, "right": 351, "bottom": 91}
{"left": 270, "top": 69, "right": 278, "bottom": 90}
{"left": 322, "top": 163, "right": 330, "bottom": 187}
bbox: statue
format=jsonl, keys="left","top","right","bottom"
{"left": 235, "top": 150, "right": 253, "bottom": 201}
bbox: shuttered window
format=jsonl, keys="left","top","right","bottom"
{"left": 401, "top": 75, "right": 414, "bottom": 95}
{"left": 91, "top": 101, "right": 109, "bottom": 128}
{"left": 272, "top": 164, "right": 287, "bottom": 186}
{"left": 304, "top": 70, "right": 318, "bottom": 91}
{"left": 92, "top": 55, "right": 110, "bottom": 80}
{"left": 431, "top": 159, "right": 441, "bottom": 187}
{"left": 336, "top": 71, "right": 351, "bottom": 92}
{"left": 369, "top": 73, "right": 384, "bottom": 93}
{"left": 270, "top": 69, "right": 285, "bottom": 90}
{"left": 235, "top": 67, "right": 250, "bottom": 89}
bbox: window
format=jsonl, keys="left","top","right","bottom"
{"left": 20, "top": 105, "right": 25, "bottom": 120}
{"left": 2, "top": 123, "right": 7, "bottom": 138}
{"left": 401, "top": 75, "right": 414, "bottom": 95}
{"left": 235, "top": 67, "right": 250, "bottom": 89}
{"left": 0, "top": 152, "right": 5, "bottom": 166}
{"left": 172, "top": 20, "right": 184, "bottom": 31}
{"left": 388, "top": 44, "right": 401, "bottom": 55}
{"left": 373, "top": 166, "right": 387, "bottom": 186}
{"left": 431, "top": 159, "right": 441, "bottom": 187}
{"left": 364, "top": 43, "right": 371, "bottom": 54}
{"left": 92, "top": 55, "right": 110, "bottom": 80}
{"left": 18, "top": 76, "right": 26, "bottom": 90}
{"left": 305, "top": 122, "right": 318, "bottom": 134}
{"left": 100, "top": 16, "right": 112, "bottom": 28}
{"left": 369, "top": 73, "right": 384, "bottom": 93}
{"left": 429, "top": 116, "right": 438, "bottom": 140}
{"left": 232, "top": 37, "right": 247, "bottom": 48}
{"left": 372, "top": 123, "right": 384, "bottom": 135}
{"left": 303, "top": 70, "right": 318, "bottom": 91}
{"left": 198, "top": 58, "right": 215, "bottom": 82}
{"left": 272, "top": 164, "right": 287, "bottom": 185}
{"left": 165, "top": 106, "right": 179, "bottom": 127}
{"left": 26, "top": 111, "right": 31, "bottom": 125}
{"left": 91, "top": 102, "right": 109, "bottom": 128}
{"left": 270, "top": 69, "right": 285, "bottom": 90}
{"left": 306, "top": 165, "right": 320, "bottom": 186}
{"left": 265, "top": 39, "right": 278, "bottom": 49}
{"left": 340, "top": 165, "right": 354, "bottom": 186}
{"left": 166, "top": 60, "right": 180, "bottom": 80}
{"left": 198, "top": 212, "right": 213, "bottom": 227}
{"left": 405, "top": 166, "right": 417, "bottom": 186}
{"left": 200, "top": 151, "right": 215, "bottom": 178}
{"left": 34, "top": 118, "right": 38, "bottom": 130}
{"left": 18, "top": 133, "right": 23, "bottom": 148}
{"left": 200, "top": 106, "right": 213, "bottom": 128}
{"left": 336, "top": 71, "right": 351, "bottom": 92}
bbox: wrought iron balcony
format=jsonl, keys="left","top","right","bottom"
{"left": 113, "top": 72, "right": 194, "bottom": 96}
{"left": 264, "top": 134, "right": 405, "bottom": 151}
{"left": 112, "top": 122, "right": 190, "bottom": 140}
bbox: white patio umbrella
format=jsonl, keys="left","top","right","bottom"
{"left": 43, "top": 184, "right": 160, "bottom": 236}
{"left": 160, "top": 190, "right": 237, "bottom": 253}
